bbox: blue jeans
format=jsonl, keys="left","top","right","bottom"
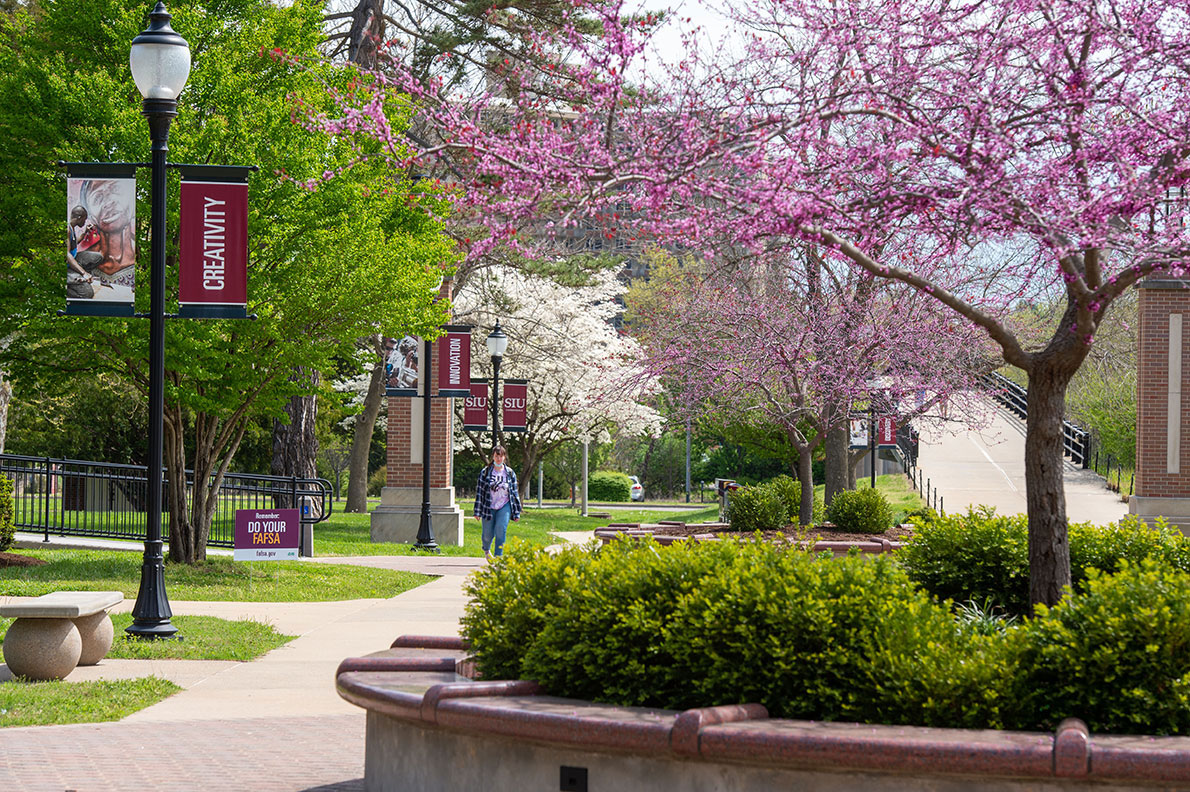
{"left": 482, "top": 503, "right": 511, "bottom": 556}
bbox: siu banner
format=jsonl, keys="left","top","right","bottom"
{"left": 502, "top": 380, "right": 528, "bottom": 432}
{"left": 178, "top": 165, "right": 249, "bottom": 318}
{"left": 436, "top": 325, "right": 472, "bottom": 397}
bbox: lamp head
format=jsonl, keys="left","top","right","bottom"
{"left": 486, "top": 321, "right": 509, "bottom": 359}
{"left": 129, "top": 2, "right": 191, "bottom": 101}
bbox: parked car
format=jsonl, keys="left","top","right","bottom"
{"left": 629, "top": 475, "right": 644, "bottom": 501}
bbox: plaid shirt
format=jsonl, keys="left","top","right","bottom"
{"left": 474, "top": 465, "right": 522, "bottom": 521}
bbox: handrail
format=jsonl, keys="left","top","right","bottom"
{"left": 982, "top": 372, "right": 1090, "bottom": 468}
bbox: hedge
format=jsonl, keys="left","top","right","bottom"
{"left": 462, "top": 540, "right": 1190, "bottom": 734}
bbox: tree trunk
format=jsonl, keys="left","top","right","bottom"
{"left": 272, "top": 368, "right": 320, "bottom": 514}
{"left": 346, "top": 352, "right": 386, "bottom": 513}
{"left": 796, "top": 445, "right": 815, "bottom": 526}
{"left": 823, "top": 410, "right": 849, "bottom": 504}
{"left": 1023, "top": 363, "right": 1075, "bottom": 608}
{"left": 0, "top": 371, "right": 10, "bottom": 455}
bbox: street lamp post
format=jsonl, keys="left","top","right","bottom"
{"left": 125, "top": 2, "right": 190, "bottom": 639}
{"left": 485, "top": 321, "right": 508, "bottom": 450}
{"left": 414, "top": 338, "right": 438, "bottom": 551}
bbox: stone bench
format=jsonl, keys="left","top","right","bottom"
{"left": 1, "top": 591, "right": 124, "bottom": 681}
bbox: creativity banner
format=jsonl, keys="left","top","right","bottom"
{"left": 463, "top": 380, "right": 489, "bottom": 431}
{"left": 384, "top": 335, "right": 421, "bottom": 396}
{"left": 178, "top": 166, "right": 249, "bottom": 318}
{"left": 65, "top": 164, "right": 137, "bottom": 317}
{"left": 436, "top": 325, "right": 472, "bottom": 397}
{"left": 502, "top": 380, "right": 529, "bottom": 432}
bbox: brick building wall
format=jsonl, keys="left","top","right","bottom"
{"left": 1134, "top": 280, "right": 1190, "bottom": 498}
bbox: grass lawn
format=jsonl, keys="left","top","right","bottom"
{"left": 0, "top": 677, "right": 181, "bottom": 727}
{"left": 313, "top": 503, "right": 724, "bottom": 557}
{"left": 0, "top": 550, "right": 431, "bottom": 601}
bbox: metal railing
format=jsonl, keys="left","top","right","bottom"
{"left": 896, "top": 429, "right": 945, "bottom": 517}
{"left": 0, "top": 453, "right": 331, "bottom": 549}
{"left": 982, "top": 372, "right": 1091, "bottom": 468}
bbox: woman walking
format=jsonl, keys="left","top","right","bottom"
{"left": 473, "top": 445, "right": 521, "bottom": 559}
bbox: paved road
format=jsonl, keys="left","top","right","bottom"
{"left": 916, "top": 403, "right": 1129, "bottom": 525}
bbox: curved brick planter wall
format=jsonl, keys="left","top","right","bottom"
{"left": 338, "top": 635, "right": 1190, "bottom": 792}
{"left": 593, "top": 524, "right": 907, "bottom": 554}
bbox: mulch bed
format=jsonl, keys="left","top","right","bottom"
{"left": 605, "top": 521, "right": 914, "bottom": 544}
{"left": 0, "top": 552, "right": 47, "bottom": 568}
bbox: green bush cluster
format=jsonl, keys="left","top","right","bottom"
{"left": 726, "top": 475, "right": 822, "bottom": 531}
{"left": 588, "top": 471, "right": 632, "bottom": 502}
{"left": 825, "top": 487, "right": 894, "bottom": 533}
{"left": 0, "top": 473, "right": 12, "bottom": 552}
{"left": 897, "top": 508, "right": 1190, "bottom": 616}
{"left": 462, "top": 540, "right": 1190, "bottom": 734}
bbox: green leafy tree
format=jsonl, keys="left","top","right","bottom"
{"left": 0, "top": 0, "right": 455, "bottom": 562}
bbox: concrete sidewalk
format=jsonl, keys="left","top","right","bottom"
{"left": 0, "top": 553, "right": 481, "bottom": 791}
{"left": 916, "top": 403, "right": 1129, "bottom": 525}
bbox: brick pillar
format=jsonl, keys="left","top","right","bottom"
{"left": 1129, "top": 278, "right": 1190, "bottom": 532}
{"left": 370, "top": 278, "right": 465, "bottom": 545}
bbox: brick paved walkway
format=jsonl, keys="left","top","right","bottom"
{"left": 0, "top": 714, "right": 365, "bottom": 792}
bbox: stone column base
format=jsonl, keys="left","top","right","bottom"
{"left": 370, "top": 487, "right": 465, "bottom": 546}
{"left": 1128, "top": 496, "right": 1190, "bottom": 534}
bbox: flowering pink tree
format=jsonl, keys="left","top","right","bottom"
{"left": 311, "top": 0, "right": 1190, "bottom": 605}
{"left": 628, "top": 250, "right": 988, "bottom": 525}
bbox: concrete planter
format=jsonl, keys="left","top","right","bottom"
{"left": 338, "top": 635, "right": 1190, "bottom": 792}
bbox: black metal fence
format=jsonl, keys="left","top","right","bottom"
{"left": 982, "top": 372, "right": 1091, "bottom": 468}
{"left": 0, "top": 453, "right": 331, "bottom": 549}
{"left": 896, "top": 430, "right": 944, "bottom": 517}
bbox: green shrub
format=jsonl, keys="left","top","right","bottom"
{"left": 825, "top": 487, "right": 893, "bottom": 533}
{"left": 726, "top": 483, "right": 787, "bottom": 532}
{"left": 767, "top": 474, "right": 824, "bottom": 527}
{"left": 460, "top": 541, "right": 592, "bottom": 680}
{"left": 0, "top": 473, "right": 12, "bottom": 552}
{"left": 588, "top": 471, "right": 631, "bottom": 502}
{"left": 367, "top": 466, "right": 387, "bottom": 497}
{"left": 1005, "top": 561, "right": 1190, "bottom": 735}
{"left": 464, "top": 538, "right": 1004, "bottom": 727}
{"left": 898, "top": 509, "right": 1190, "bottom": 616}
{"left": 897, "top": 507, "right": 1032, "bottom": 615}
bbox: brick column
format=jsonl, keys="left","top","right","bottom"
{"left": 1129, "top": 278, "right": 1190, "bottom": 532}
{"left": 370, "top": 278, "right": 465, "bottom": 545}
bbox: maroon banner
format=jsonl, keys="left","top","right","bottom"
{"left": 877, "top": 415, "right": 897, "bottom": 447}
{"left": 179, "top": 173, "right": 248, "bottom": 318}
{"left": 463, "top": 381, "right": 489, "bottom": 430}
{"left": 502, "top": 380, "right": 528, "bottom": 432}
{"left": 436, "top": 326, "right": 472, "bottom": 397}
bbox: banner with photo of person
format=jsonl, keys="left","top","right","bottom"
{"left": 436, "top": 325, "right": 472, "bottom": 397}
{"left": 178, "top": 165, "right": 250, "bottom": 319}
{"left": 65, "top": 164, "right": 137, "bottom": 316}
{"left": 502, "top": 380, "right": 529, "bottom": 432}
{"left": 463, "top": 380, "right": 489, "bottom": 431}
{"left": 383, "top": 335, "right": 422, "bottom": 396}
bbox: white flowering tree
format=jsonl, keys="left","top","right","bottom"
{"left": 453, "top": 266, "right": 661, "bottom": 495}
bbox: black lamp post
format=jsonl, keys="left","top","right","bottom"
{"left": 414, "top": 338, "right": 438, "bottom": 551}
{"left": 125, "top": 2, "right": 189, "bottom": 639}
{"left": 485, "top": 321, "right": 508, "bottom": 450}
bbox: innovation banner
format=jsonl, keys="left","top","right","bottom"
{"left": 502, "top": 380, "right": 529, "bottom": 432}
{"left": 463, "top": 380, "right": 489, "bottom": 431}
{"left": 436, "top": 325, "right": 472, "bottom": 397}
{"left": 65, "top": 163, "right": 137, "bottom": 317}
{"left": 178, "top": 166, "right": 249, "bottom": 318}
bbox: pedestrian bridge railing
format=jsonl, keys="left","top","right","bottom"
{"left": 982, "top": 372, "right": 1091, "bottom": 468}
{"left": 0, "top": 453, "right": 331, "bottom": 548}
